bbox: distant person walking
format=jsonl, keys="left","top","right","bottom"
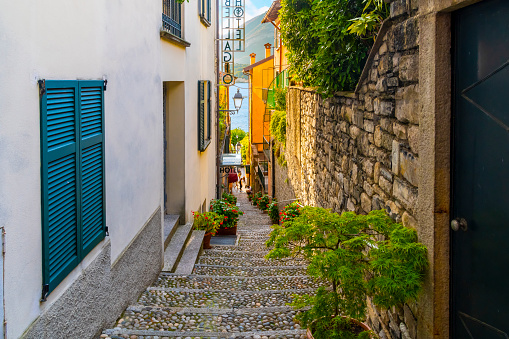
{"left": 228, "top": 170, "right": 238, "bottom": 194}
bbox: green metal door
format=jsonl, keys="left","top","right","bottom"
{"left": 452, "top": 0, "right": 509, "bottom": 337}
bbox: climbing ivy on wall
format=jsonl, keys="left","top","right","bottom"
{"left": 280, "top": 0, "right": 388, "bottom": 96}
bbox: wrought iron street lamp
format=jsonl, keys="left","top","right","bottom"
{"left": 219, "top": 89, "right": 244, "bottom": 115}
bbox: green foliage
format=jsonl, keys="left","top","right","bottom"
{"left": 270, "top": 110, "right": 287, "bottom": 144}
{"left": 347, "top": 0, "right": 389, "bottom": 38}
{"left": 192, "top": 211, "right": 222, "bottom": 235}
{"left": 279, "top": 201, "right": 301, "bottom": 225}
{"left": 253, "top": 192, "right": 262, "bottom": 206}
{"left": 230, "top": 128, "right": 247, "bottom": 148}
{"left": 268, "top": 199, "right": 279, "bottom": 224}
{"left": 274, "top": 88, "right": 287, "bottom": 111}
{"left": 256, "top": 194, "right": 271, "bottom": 211}
{"left": 265, "top": 208, "right": 428, "bottom": 339}
{"left": 280, "top": 0, "right": 388, "bottom": 96}
{"left": 210, "top": 199, "right": 244, "bottom": 228}
{"left": 240, "top": 133, "right": 250, "bottom": 164}
{"left": 221, "top": 192, "right": 237, "bottom": 205}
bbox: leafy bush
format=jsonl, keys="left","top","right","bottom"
{"left": 257, "top": 194, "right": 271, "bottom": 211}
{"left": 222, "top": 192, "right": 237, "bottom": 205}
{"left": 270, "top": 110, "right": 287, "bottom": 144}
{"left": 274, "top": 88, "right": 287, "bottom": 111}
{"left": 240, "top": 133, "right": 250, "bottom": 164}
{"left": 192, "top": 211, "right": 222, "bottom": 235}
{"left": 210, "top": 199, "right": 244, "bottom": 228}
{"left": 253, "top": 192, "right": 262, "bottom": 206}
{"left": 279, "top": 201, "right": 301, "bottom": 225}
{"left": 268, "top": 200, "right": 279, "bottom": 224}
{"left": 230, "top": 128, "right": 246, "bottom": 148}
{"left": 280, "top": 0, "right": 388, "bottom": 96}
{"left": 347, "top": 0, "right": 389, "bottom": 39}
{"left": 266, "top": 208, "right": 428, "bottom": 339}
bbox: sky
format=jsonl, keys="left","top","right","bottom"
{"left": 245, "top": 0, "right": 272, "bottom": 21}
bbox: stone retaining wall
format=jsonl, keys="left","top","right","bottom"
{"left": 280, "top": 2, "right": 421, "bottom": 338}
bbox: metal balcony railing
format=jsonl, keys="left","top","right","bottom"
{"left": 162, "top": 0, "right": 182, "bottom": 38}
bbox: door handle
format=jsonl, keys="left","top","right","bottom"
{"left": 451, "top": 218, "right": 468, "bottom": 232}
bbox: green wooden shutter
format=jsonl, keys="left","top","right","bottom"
{"left": 41, "top": 81, "right": 80, "bottom": 292}
{"left": 198, "top": 80, "right": 205, "bottom": 151}
{"left": 207, "top": 80, "right": 211, "bottom": 140}
{"left": 41, "top": 80, "right": 105, "bottom": 294}
{"left": 79, "top": 81, "right": 105, "bottom": 254}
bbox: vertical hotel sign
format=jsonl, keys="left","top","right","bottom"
{"left": 220, "top": 0, "right": 245, "bottom": 85}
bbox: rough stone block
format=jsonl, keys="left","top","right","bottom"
{"left": 378, "top": 54, "right": 392, "bottom": 75}
{"left": 364, "top": 120, "right": 375, "bottom": 133}
{"left": 399, "top": 54, "right": 419, "bottom": 82}
{"left": 407, "top": 125, "right": 419, "bottom": 154}
{"left": 379, "top": 42, "right": 388, "bottom": 55}
{"left": 391, "top": 0, "right": 407, "bottom": 18}
{"left": 394, "top": 18, "right": 418, "bottom": 51}
{"left": 385, "top": 200, "right": 401, "bottom": 220}
{"left": 402, "top": 211, "right": 417, "bottom": 229}
{"left": 374, "top": 98, "right": 394, "bottom": 116}
{"left": 364, "top": 181, "right": 374, "bottom": 197}
{"left": 396, "top": 85, "right": 419, "bottom": 124}
{"left": 365, "top": 96, "right": 374, "bottom": 111}
{"left": 387, "top": 77, "right": 399, "bottom": 87}
{"left": 379, "top": 176, "right": 393, "bottom": 195}
{"left": 380, "top": 117, "right": 394, "bottom": 133}
{"left": 404, "top": 304, "right": 417, "bottom": 339}
{"left": 376, "top": 78, "right": 388, "bottom": 92}
{"left": 392, "top": 140, "right": 400, "bottom": 175}
{"left": 380, "top": 167, "right": 393, "bottom": 182}
{"left": 361, "top": 193, "right": 372, "bottom": 212}
{"left": 374, "top": 126, "right": 383, "bottom": 148}
{"left": 363, "top": 159, "right": 374, "bottom": 177}
{"left": 371, "top": 68, "right": 379, "bottom": 82}
{"left": 393, "top": 52, "right": 401, "bottom": 72}
{"left": 393, "top": 177, "right": 418, "bottom": 211}
{"left": 350, "top": 125, "right": 361, "bottom": 139}
{"left": 374, "top": 162, "right": 381, "bottom": 183}
{"left": 393, "top": 122, "right": 408, "bottom": 140}
{"left": 347, "top": 199, "right": 356, "bottom": 211}
{"left": 399, "top": 149, "right": 419, "bottom": 186}
{"left": 353, "top": 110, "right": 364, "bottom": 127}
{"left": 372, "top": 195, "right": 383, "bottom": 210}
{"left": 400, "top": 322, "right": 412, "bottom": 339}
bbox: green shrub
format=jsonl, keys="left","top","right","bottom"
{"left": 270, "top": 110, "right": 286, "bottom": 145}
{"left": 266, "top": 208, "right": 428, "bottom": 339}
{"left": 280, "top": 0, "right": 388, "bottom": 96}
{"left": 257, "top": 195, "right": 271, "bottom": 211}
{"left": 268, "top": 200, "right": 279, "bottom": 224}
{"left": 279, "top": 201, "right": 301, "bottom": 225}
{"left": 221, "top": 192, "right": 237, "bottom": 205}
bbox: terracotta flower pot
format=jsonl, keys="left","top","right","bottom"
{"left": 306, "top": 316, "right": 372, "bottom": 339}
{"left": 216, "top": 225, "right": 237, "bottom": 236}
{"left": 203, "top": 233, "right": 213, "bottom": 249}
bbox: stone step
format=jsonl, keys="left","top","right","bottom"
{"left": 174, "top": 230, "right": 205, "bottom": 275}
{"left": 202, "top": 245, "right": 271, "bottom": 252}
{"left": 192, "top": 265, "right": 307, "bottom": 277}
{"left": 104, "top": 306, "right": 304, "bottom": 334}
{"left": 162, "top": 223, "right": 193, "bottom": 272}
{"left": 198, "top": 257, "right": 307, "bottom": 267}
{"left": 164, "top": 214, "right": 180, "bottom": 250}
{"left": 153, "top": 274, "right": 325, "bottom": 291}
{"left": 135, "top": 287, "right": 316, "bottom": 309}
{"left": 103, "top": 328, "right": 306, "bottom": 338}
{"left": 201, "top": 250, "right": 270, "bottom": 259}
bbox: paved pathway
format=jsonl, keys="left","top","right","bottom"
{"left": 102, "top": 192, "right": 322, "bottom": 339}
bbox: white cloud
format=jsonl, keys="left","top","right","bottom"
{"left": 245, "top": 0, "right": 269, "bottom": 21}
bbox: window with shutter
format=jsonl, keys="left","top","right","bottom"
{"left": 198, "top": 80, "right": 212, "bottom": 152}
{"left": 40, "top": 80, "right": 105, "bottom": 295}
{"left": 199, "top": 0, "right": 211, "bottom": 26}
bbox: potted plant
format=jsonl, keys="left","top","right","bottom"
{"left": 253, "top": 192, "right": 262, "bottom": 206}
{"left": 222, "top": 191, "right": 237, "bottom": 205}
{"left": 266, "top": 207, "right": 428, "bottom": 339}
{"left": 192, "top": 211, "right": 222, "bottom": 249}
{"left": 267, "top": 199, "right": 279, "bottom": 224}
{"left": 210, "top": 199, "right": 244, "bottom": 235}
{"left": 258, "top": 194, "right": 271, "bottom": 211}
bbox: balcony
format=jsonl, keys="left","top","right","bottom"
{"left": 161, "top": 0, "right": 190, "bottom": 47}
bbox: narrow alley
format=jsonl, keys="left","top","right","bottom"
{"left": 102, "top": 192, "right": 322, "bottom": 339}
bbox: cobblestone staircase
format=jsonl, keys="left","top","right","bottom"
{"left": 101, "top": 193, "right": 320, "bottom": 339}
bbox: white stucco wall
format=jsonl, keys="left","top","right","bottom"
{"left": 0, "top": 0, "right": 216, "bottom": 337}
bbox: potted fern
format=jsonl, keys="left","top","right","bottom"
{"left": 266, "top": 207, "right": 428, "bottom": 339}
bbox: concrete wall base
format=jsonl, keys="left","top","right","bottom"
{"left": 22, "top": 207, "right": 162, "bottom": 339}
